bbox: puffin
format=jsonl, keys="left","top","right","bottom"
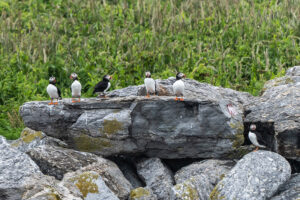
{"left": 93, "top": 75, "right": 112, "bottom": 98}
{"left": 70, "top": 73, "right": 82, "bottom": 103}
{"left": 248, "top": 124, "right": 266, "bottom": 151}
{"left": 144, "top": 71, "right": 155, "bottom": 97}
{"left": 173, "top": 72, "right": 186, "bottom": 101}
{"left": 46, "top": 76, "right": 62, "bottom": 105}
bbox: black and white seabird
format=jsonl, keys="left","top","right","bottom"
{"left": 70, "top": 73, "right": 82, "bottom": 103}
{"left": 173, "top": 72, "right": 186, "bottom": 101}
{"left": 93, "top": 75, "right": 112, "bottom": 98}
{"left": 46, "top": 76, "right": 61, "bottom": 105}
{"left": 248, "top": 124, "right": 266, "bottom": 151}
{"left": 144, "top": 71, "right": 155, "bottom": 97}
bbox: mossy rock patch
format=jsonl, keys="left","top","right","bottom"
{"left": 21, "top": 130, "right": 43, "bottom": 143}
{"left": 130, "top": 187, "right": 150, "bottom": 199}
{"left": 73, "top": 172, "right": 99, "bottom": 198}
{"left": 174, "top": 182, "right": 199, "bottom": 200}
{"left": 102, "top": 119, "right": 123, "bottom": 135}
{"left": 74, "top": 134, "right": 112, "bottom": 152}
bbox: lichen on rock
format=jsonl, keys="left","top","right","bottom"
{"left": 73, "top": 172, "right": 99, "bottom": 198}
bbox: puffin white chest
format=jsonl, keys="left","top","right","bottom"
{"left": 47, "top": 84, "right": 59, "bottom": 99}
{"left": 144, "top": 78, "right": 155, "bottom": 93}
{"left": 104, "top": 82, "right": 111, "bottom": 92}
{"left": 173, "top": 80, "right": 185, "bottom": 96}
{"left": 248, "top": 131, "right": 265, "bottom": 147}
{"left": 71, "top": 80, "right": 82, "bottom": 97}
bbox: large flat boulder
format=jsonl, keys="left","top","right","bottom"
{"left": 210, "top": 151, "right": 291, "bottom": 200}
{"left": 20, "top": 78, "right": 247, "bottom": 159}
{"left": 245, "top": 66, "right": 300, "bottom": 161}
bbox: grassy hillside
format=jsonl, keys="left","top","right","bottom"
{"left": 0, "top": 0, "right": 300, "bottom": 139}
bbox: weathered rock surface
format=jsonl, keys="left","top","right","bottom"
{"left": 27, "top": 145, "right": 131, "bottom": 199}
{"left": 0, "top": 136, "right": 42, "bottom": 200}
{"left": 172, "top": 174, "right": 213, "bottom": 200}
{"left": 136, "top": 158, "right": 174, "bottom": 200}
{"left": 20, "top": 78, "right": 247, "bottom": 159}
{"left": 22, "top": 174, "right": 82, "bottom": 200}
{"left": 64, "top": 162, "right": 131, "bottom": 199}
{"left": 62, "top": 171, "right": 120, "bottom": 200}
{"left": 210, "top": 151, "right": 291, "bottom": 200}
{"left": 245, "top": 66, "right": 300, "bottom": 161}
{"left": 110, "top": 157, "right": 144, "bottom": 189}
{"left": 129, "top": 187, "right": 157, "bottom": 200}
{"left": 271, "top": 173, "right": 300, "bottom": 200}
{"left": 175, "top": 159, "right": 236, "bottom": 186}
{"left": 10, "top": 127, "right": 67, "bottom": 153}
{"left": 27, "top": 145, "right": 102, "bottom": 180}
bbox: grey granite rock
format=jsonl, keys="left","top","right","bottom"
{"left": 286, "top": 66, "right": 300, "bottom": 76}
{"left": 110, "top": 157, "right": 144, "bottom": 189}
{"left": 0, "top": 136, "right": 42, "bottom": 200}
{"left": 171, "top": 174, "right": 213, "bottom": 200}
{"left": 62, "top": 171, "right": 120, "bottom": 200}
{"left": 271, "top": 173, "right": 300, "bottom": 200}
{"left": 129, "top": 187, "right": 158, "bottom": 200}
{"left": 27, "top": 145, "right": 131, "bottom": 199}
{"left": 27, "top": 145, "right": 101, "bottom": 180}
{"left": 10, "top": 127, "right": 67, "bottom": 153}
{"left": 66, "top": 161, "right": 131, "bottom": 199}
{"left": 136, "top": 158, "right": 174, "bottom": 200}
{"left": 245, "top": 66, "right": 300, "bottom": 161}
{"left": 22, "top": 174, "right": 82, "bottom": 200}
{"left": 210, "top": 151, "right": 291, "bottom": 200}
{"left": 20, "top": 93, "right": 245, "bottom": 159}
{"left": 175, "top": 159, "right": 236, "bottom": 186}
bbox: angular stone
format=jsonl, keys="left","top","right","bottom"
{"left": 62, "top": 171, "right": 120, "bottom": 200}
{"left": 0, "top": 136, "right": 42, "bottom": 200}
{"left": 172, "top": 174, "right": 213, "bottom": 200}
{"left": 64, "top": 162, "right": 131, "bottom": 199}
{"left": 10, "top": 127, "right": 67, "bottom": 153}
{"left": 27, "top": 145, "right": 101, "bottom": 180}
{"left": 271, "top": 173, "right": 300, "bottom": 200}
{"left": 175, "top": 159, "right": 236, "bottom": 186}
{"left": 136, "top": 158, "right": 174, "bottom": 200}
{"left": 27, "top": 145, "right": 131, "bottom": 199}
{"left": 245, "top": 67, "right": 300, "bottom": 161}
{"left": 210, "top": 151, "right": 291, "bottom": 200}
{"left": 22, "top": 174, "right": 82, "bottom": 200}
{"left": 129, "top": 187, "right": 157, "bottom": 200}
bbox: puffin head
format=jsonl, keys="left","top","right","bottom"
{"left": 145, "top": 71, "right": 151, "bottom": 78}
{"left": 250, "top": 124, "right": 256, "bottom": 131}
{"left": 176, "top": 72, "right": 186, "bottom": 80}
{"left": 70, "top": 73, "right": 78, "bottom": 80}
{"left": 103, "top": 75, "right": 112, "bottom": 81}
{"left": 49, "top": 76, "right": 56, "bottom": 84}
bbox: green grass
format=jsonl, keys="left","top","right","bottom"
{"left": 0, "top": 0, "right": 300, "bottom": 139}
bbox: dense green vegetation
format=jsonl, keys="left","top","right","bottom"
{"left": 0, "top": 0, "right": 300, "bottom": 139}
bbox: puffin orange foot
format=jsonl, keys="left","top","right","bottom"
{"left": 48, "top": 102, "right": 54, "bottom": 105}
{"left": 72, "top": 100, "right": 77, "bottom": 103}
{"left": 54, "top": 102, "right": 58, "bottom": 105}
{"left": 253, "top": 147, "right": 259, "bottom": 152}
{"left": 180, "top": 97, "right": 184, "bottom": 101}
{"left": 174, "top": 97, "right": 179, "bottom": 101}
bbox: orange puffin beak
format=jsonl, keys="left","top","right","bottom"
{"left": 183, "top": 74, "right": 186, "bottom": 78}
{"left": 110, "top": 75, "right": 113, "bottom": 80}
{"left": 69, "top": 75, "right": 73, "bottom": 79}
